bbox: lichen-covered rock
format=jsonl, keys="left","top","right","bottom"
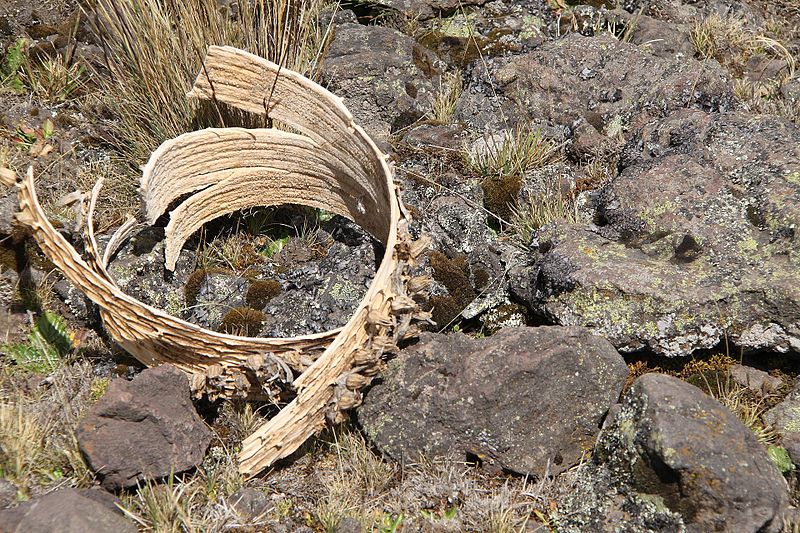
{"left": 765, "top": 382, "right": 800, "bottom": 466}
{"left": 457, "top": 32, "right": 733, "bottom": 141}
{"left": 321, "top": 23, "right": 442, "bottom": 140}
{"left": 597, "top": 373, "right": 788, "bottom": 533}
{"left": 511, "top": 110, "right": 800, "bottom": 356}
{"left": 259, "top": 222, "right": 374, "bottom": 337}
{"left": 77, "top": 364, "right": 212, "bottom": 490}
{"left": 358, "top": 326, "right": 628, "bottom": 476}
{"left": 107, "top": 227, "right": 193, "bottom": 316}
{"left": 553, "top": 463, "right": 686, "bottom": 532}
{"left": 184, "top": 272, "right": 248, "bottom": 330}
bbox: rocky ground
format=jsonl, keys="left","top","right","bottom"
{"left": 1, "top": 0, "right": 800, "bottom": 531}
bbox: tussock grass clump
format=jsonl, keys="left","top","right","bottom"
{"left": 90, "top": 0, "right": 329, "bottom": 168}
{"left": 429, "top": 70, "right": 463, "bottom": 125}
{"left": 465, "top": 127, "right": 563, "bottom": 225}
{"left": 313, "top": 429, "right": 398, "bottom": 531}
{"left": 510, "top": 178, "right": 579, "bottom": 245}
{"left": 465, "top": 127, "right": 562, "bottom": 180}
{"left": 1, "top": 37, "right": 85, "bottom": 104}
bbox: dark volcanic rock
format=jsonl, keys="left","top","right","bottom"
{"left": 107, "top": 227, "right": 193, "bottom": 316}
{"left": 228, "top": 487, "right": 271, "bottom": 520}
{"left": 358, "top": 326, "right": 628, "bottom": 475}
{"left": 77, "top": 364, "right": 212, "bottom": 490}
{"left": 511, "top": 111, "right": 800, "bottom": 356}
{"left": 322, "top": 23, "right": 443, "bottom": 141}
{"left": 0, "top": 488, "right": 137, "bottom": 533}
{"left": 458, "top": 32, "right": 732, "bottom": 137}
{"left": 597, "top": 373, "right": 788, "bottom": 533}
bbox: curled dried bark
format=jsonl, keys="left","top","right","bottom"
{"left": 1, "top": 46, "right": 430, "bottom": 477}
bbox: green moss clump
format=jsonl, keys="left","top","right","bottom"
{"left": 219, "top": 307, "right": 267, "bottom": 336}
{"left": 426, "top": 251, "right": 476, "bottom": 328}
{"left": 481, "top": 174, "right": 522, "bottom": 222}
{"left": 246, "top": 279, "right": 282, "bottom": 309}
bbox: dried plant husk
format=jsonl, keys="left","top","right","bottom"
{"left": 1, "top": 46, "right": 430, "bottom": 477}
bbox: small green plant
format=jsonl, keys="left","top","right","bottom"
{"left": 11, "top": 119, "right": 55, "bottom": 147}
{"left": 3, "top": 311, "right": 75, "bottom": 374}
{"left": 768, "top": 445, "right": 794, "bottom": 474}
{"left": 0, "top": 38, "right": 28, "bottom": 93}
{"left": 23, "top": 55, "right": 85, "bottom": 104}
{"left": 378, "top": 513, "right": 404, "bottom": 532}
{"left": 89, "top": 377, "right": 110, "bottom": 401}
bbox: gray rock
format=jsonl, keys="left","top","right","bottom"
{"left": 260, "top": 224, "right": 374, "bottom": 337}
{"left": 77, "top": 364, "right": 212, "bottom": 490}
{"left": 628, "top": 13, "right": 695, "bottom": 59}
{"left": 228, "top": 487, "right": 271, "bottom": 519}
{"left": 0, "top": 478, "right": 17, "bottom": 508}
{"left": 0, "top": 488, "right": 137, "bottom": 533}
{"left": 511, "top": 110, "right": 800, "bottom": 356}
{"left": 0, "top": 191, "right": 18, "bottom": 236}
{"left": 107, "top": 227, "right": 193, "bottom": 317}
{"left": 729, "top": 364, "right": 784, "bottom": 396}
{"left": 335, "top": 516, "right": 365, "bottom": 533}
{"left": 597, "top": 373, "right": 788, "bottom": 533}
{"left": 321, "top": 23, "right": 442, "bottom": 141}
{"left": 358, "top": 326, "right": 628, "bottom": 476}
{"left": 765, "top": 382, "right": 800, "bottom": 466}
{"left": 368, "top": 0, "right": 488, "bottom": 20}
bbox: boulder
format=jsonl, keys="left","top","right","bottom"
{"left": 729, "top": 364, "right": 784, "bottom": 397}
{"left": 358, "top": 326, "right": 628, "bottom": 475}
{"left": 321, "top": 23, "right": 442, "bottom": 141}
{"left": 597, "top": 373, "right": 788, "bottom": 533}
{"left": 0, "top": 488, "right": 136, "bottom": 533}
{"left": 511, "top": 110, "right": 800, "bottom": 356}
{"left": 77, "top": 364, "right": 212, "bottom": 490}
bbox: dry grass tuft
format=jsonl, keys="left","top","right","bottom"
{"left": 0, "top": 361, "right": 97, "bottom": 495}
{"left": 75, "top": 158, "right": 139, "bottom": 230}
{"left": 313, "top": 429, "right": 398, "bottom": 530}
{"left": 120, "top": 447, "right": 251, "bottom": 532}
{"left": 90, "top": 0, "right": 330, "bottom": 168}
{"left": 465, "top": 127, "right": 563, "bottom": 180}
{"left": 701, "top": 372, "right": 778, "bottom": 445}
{"left": 23, "top": 55, "right": 86, "bottom": 105}
{"left": 510, "top": 176, "right": 578, "bottom": 244}
{"left": 690, "top": 14, "right": 795, "bottom": 82}
{"left": 429, "top": 70, "right": 463, "bottom": 125}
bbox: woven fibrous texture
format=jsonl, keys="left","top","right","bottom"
{"left": 1, "top": 46, "right": 431, "bottom": 476}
